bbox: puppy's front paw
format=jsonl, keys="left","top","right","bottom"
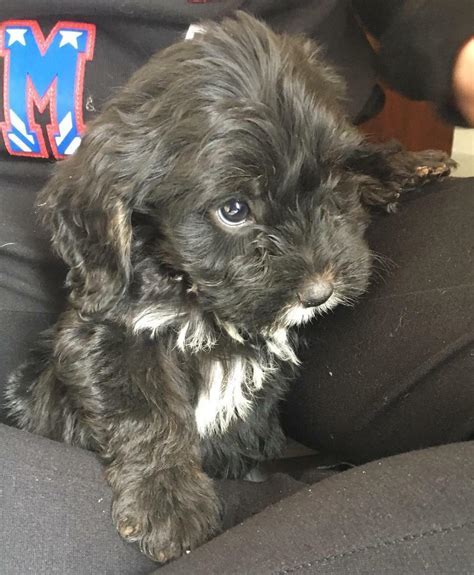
{"left": 113, "top": 465, "right": 221, "bottom": 563}
{"left": 400, "top": 149, "right": 457, "bottom": 190}
{"left": 413, "top": 149, "right": 457, "bottom": 180}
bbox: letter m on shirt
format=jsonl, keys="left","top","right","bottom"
{"left": 0, "top": 20, "right": 95, "bottom": 158}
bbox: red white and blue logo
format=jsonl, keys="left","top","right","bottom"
{"left": 0, "top": 20, "right": 96, "bottom": 159}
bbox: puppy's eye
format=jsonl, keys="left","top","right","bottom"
{"left": 216, "top": 200, "right": 250, "bottom": 226}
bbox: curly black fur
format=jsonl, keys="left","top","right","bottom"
{"left": 5, "top": 13, "right": 454, "bottom": 562}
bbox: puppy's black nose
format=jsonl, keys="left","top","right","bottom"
{"left": 298, "top": 282, "right": 334, "bottom": 308}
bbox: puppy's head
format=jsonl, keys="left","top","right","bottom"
{"left": 40, "top": 12, "right": 371, "bottom": 331}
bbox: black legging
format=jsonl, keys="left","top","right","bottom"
{"left": 1, "top": 422, "right": 473, "bottom": 575}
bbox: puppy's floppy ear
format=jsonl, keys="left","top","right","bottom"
{"left": 38, "top": 31, "right": 204, "bottom": 314}
{"left": 38, "top": 121, "right": 134, "bottom": 314}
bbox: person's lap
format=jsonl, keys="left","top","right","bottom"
{"left": 2, "top": 422, "right": 473, "bottom": 574}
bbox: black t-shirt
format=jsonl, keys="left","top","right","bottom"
{"left": 0, "top": 1, "right": 376, "bottom": 166}
{"left": 1, "top": 1, "right": 472, "bottom": 168}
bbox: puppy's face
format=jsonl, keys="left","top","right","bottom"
{"left": 133, "top": 18, "right": 372, "bottom": 332}
{"left": 42, "top": 14, "right": 372, "bottom": 329}
{"left": 153, "top": 128, "right": 371, "bottom": 332}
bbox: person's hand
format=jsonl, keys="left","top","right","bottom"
{"left": 453, "top": 37, "right": 474, "bottom": 126}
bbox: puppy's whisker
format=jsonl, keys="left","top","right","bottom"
{"left": 370, "top": 249, "right": 397, "bottom": 273}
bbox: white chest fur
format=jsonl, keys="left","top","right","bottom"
{"left": 132, "top": 307, "right": 299, "bottom": 437}
{"left": 195, "top": 356, "right": 277, "bottom": 437}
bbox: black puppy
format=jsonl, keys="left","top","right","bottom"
{"left": 6, "top": 13, "right": 454, "bottom": 562}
